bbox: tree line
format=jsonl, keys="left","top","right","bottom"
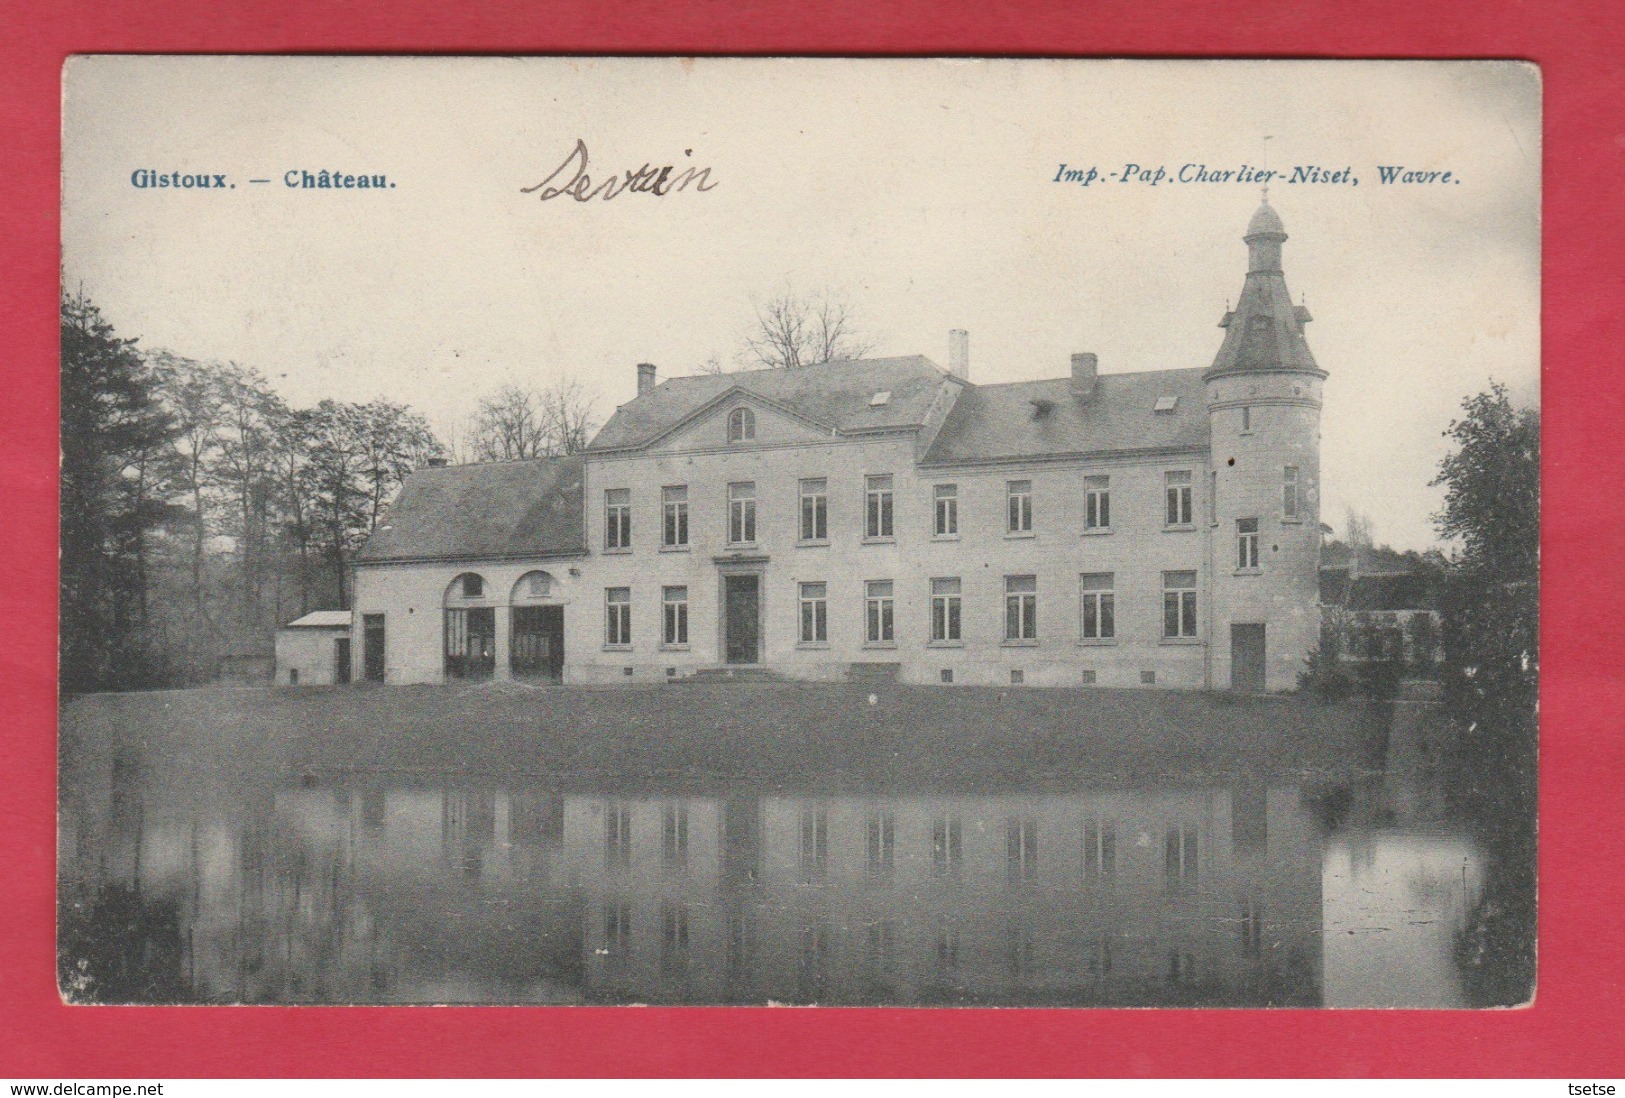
{"left": 60, "top": 283, "right": 874, "bottom": 692}
{"left": 59, "top": 291, "right": 607, "bottom": 693}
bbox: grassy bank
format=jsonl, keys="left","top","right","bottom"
{"left": 61, "top": 681, "right": 1385, "bottom": 795}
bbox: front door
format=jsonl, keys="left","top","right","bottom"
{"left": 511, "top": 605, "right": 565, "bottom": 681}
{"left": 362, "top": 614, "right": 385, "bottom": 682}
{"left": 1231, "top": 623, "right": 1266, "bottom": 693}
{"left": 335, "top": 637, "right": 351, "bottom": 684}
{"left": 724, "top": 574, "right": 760, "bottom": 665}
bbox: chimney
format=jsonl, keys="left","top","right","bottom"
{"left": 636, "top": 362, "right": 657, "bottom": 396}
{"left": 948, "top": 329, "right": 969, "bottom": 381}
{"left": 1071, "top": 352, "right": 1097, "bottom": 400}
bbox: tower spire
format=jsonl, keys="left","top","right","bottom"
{"left": 1205, "top": 198, "right": 1320, "bottom": 380}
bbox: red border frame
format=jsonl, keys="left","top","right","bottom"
{"left": 4, "top": 0, "right": 1622, "bottom": 1078}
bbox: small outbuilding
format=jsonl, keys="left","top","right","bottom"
{"left": 275, "top": 610, "right": 354, "bottom": 686}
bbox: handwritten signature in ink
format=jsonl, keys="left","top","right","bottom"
{"left": 522, "top": 139, "right": 718, "bottom": 202}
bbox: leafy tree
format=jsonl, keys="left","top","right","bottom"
{"left": 1432, "top": 382, "right": 1540, "bottom": 732}
{"left": 1431, "top": 381, "right": 1538, "bottom": 1006}
{"left": 151, "top": 353, "right": 228, "bottom": 616}
{"left": 209, "top": 365, "right": 285, "bottom": 626}
{"left": 305, "top": 399, "right": 444, "bottom": 607}
{"left": 59, "top": 291, "right": 183, "bottom": 692}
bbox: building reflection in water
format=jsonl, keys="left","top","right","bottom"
{"left": 61, "top": 755, "right": 1355, "bottom": 1006}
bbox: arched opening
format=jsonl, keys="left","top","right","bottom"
{"left": 510, "top": 570, "right": 565, "bottom": 681}
{"left": 727, "top": 406, "right": 755, "bottom": 443}
{"left": 444, "top": 573, "right": 495, "bottom": 681}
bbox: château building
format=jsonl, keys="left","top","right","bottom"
{"left": 342, "top": 198, "right": 1325, "bottom": 692}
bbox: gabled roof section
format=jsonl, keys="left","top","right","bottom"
{"left": 921, "top": 368, "right": 1209, "bottom": 466}
{"left": 284, "top": 610, "right": 352, "bottom": 628}
{"left": 587, "top": 356, "right": 951, "bottom": 452}
{"left": 357, "top": 454, "right": 586, "bottom": 564}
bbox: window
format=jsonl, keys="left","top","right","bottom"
{"left": 865, "top": 811, "right": 895, "bottom": 874}
{"left": 1084, "top": 818, "right": 1116, "bottom": 882}
{"left": 605, "top": 488, "right": 631, "bottom": 550}
{"left": 605, "top": 801, "right": 631, "bottom": 868}
{"left": 799, "top": 478, "right": 828, "bottom": 542}
{"left": 462, "top": 574, "right": 484, "bottom": 598}
{"left": 1006, "top": 817, "right": 1038, "bottom": 882}
{"left": 930, "top": 577, "right": 962, "bottom": 643}
{"left": 662, "top": 803, "right": 688, "bottom": 868}
{"left": 1005, "top": 575, "right": 1037, "bottom": 642}
{"left": 727, "top": 406, "right": 755, "bottom": 443}
{"left": 798, "top": 807, "right": 828, "bottom": 880}
{"left": 865, "top": 580, "right": 895, "bottom": 644}
{"left": 1237, "top": 518, "right": 1260, "bottom": 570}
{"left": 1007, "top": 479, "right": 1033, "bottom": 534}
{"left": 1239, "top": 899, "right": 1263, "bottom": 958}
{"left": 1163, "top": 571, "right": 1197, "bottom": 638}
{"left": 728, "top": 481, "right": 756, "bottom": 544}
{"left": 1165, "top": 824, "right": 1199, "bottom": 889}
{"left": 934, "top": 483, "right": 959, "bottom": 536}
{"left": 660, "top": 902, "right": 690, "bottom": 973}
{"left": 662, "top": 485, "right": 689, "bottom": 547}
{"left": 799, "top": 582, "right": 828, "bottom": 644}
{"left": 1167, "top": 951, "right": 1198, "bottom": 985}
{"left": 605, "top": 587, "right": 631, "bottom": 647}
{"left": 1283, "top": 465, "right": 1301, "bottom": 520}
{"left": 604, "top": 900, "right": 631, "bottom": 955}
{"left": 1165, "top": 470, "right": 1193, "bottom": 526}
{"left": 662, "top": 585, "right": 688, "bottom": 646}
{"left": 1241, "top": 405, "right": 1252, "bottom": 432}
{"left": 1007, "top": 922, "right": 1038, "bottom": 981}
{"left": 1084, "top": 475, "right": 1110, "bottom": 530}
{"left": 865, "top": 475, "right": 894, "bottom": 539}
{"left": 1080, "top": 573, "right": 1115, "bottom": 640}
{"left": 932, "top": 816, "right": 963, "bottom": 876}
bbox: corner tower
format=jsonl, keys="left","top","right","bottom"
{"left": 1205, "top": 197, "right": 1326, "bottom": 691}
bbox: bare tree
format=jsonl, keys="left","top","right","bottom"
{"left": 741, "top": 286, "right": 878, "bottom": 369}
{"left": 540, "top": 378, "right": 600, "bottom": 455}
{"left": 466, "top": 385, "right": 550, "bottom": 462}
{"left": 467, "top": 379, "right": 601, "bottom": 461}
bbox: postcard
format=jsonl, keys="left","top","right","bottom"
{"left": 57, "top": 56, "right": 1540, "bottom": 1008}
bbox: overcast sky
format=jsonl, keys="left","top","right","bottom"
{"left": 63, "top": 57, "right": 1539, "bottom": 551}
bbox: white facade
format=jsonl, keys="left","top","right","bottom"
{"left": 274, "top": 619, "right": 352, "bottom": 686}
{"left": 346, "top": 200, "right": 1324, "bottom": 692}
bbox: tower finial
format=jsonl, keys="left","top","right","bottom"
{"left": 1261, "top": 135, "right": 1273, "bottom": 203}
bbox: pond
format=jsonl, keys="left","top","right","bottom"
{"left": 57, "top": 687, "right": 1520, "bottom": 1008}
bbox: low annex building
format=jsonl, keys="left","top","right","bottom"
{"left": 274, "top": 610, "right": 360, "bottom": 686}
{"left": 343, "top": 199, "right": 1325, "bottom": 692}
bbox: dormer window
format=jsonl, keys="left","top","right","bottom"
{"left": 1154, "top": 396, "right": 1179, "bottom": 414}
{"left": 870, "top": 391, "right": 891, "bottom": 407}
{"left": 727, "top": 406, "right": 756, "bottom": 443}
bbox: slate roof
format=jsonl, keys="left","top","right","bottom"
{"left": 587, "top": 356, "right": 951, "bottom": 452}
{"left": 920, "top": 368, "right": 1209, "bottom": 465}
{"left": 356, "top": 454, "right": 586, "bottom": 563}
{"left": 283, "top": 610, "right": 353, "bottom": 629}
{"left": 1209, "top": 201, "right": 1319, "bottom": 377}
